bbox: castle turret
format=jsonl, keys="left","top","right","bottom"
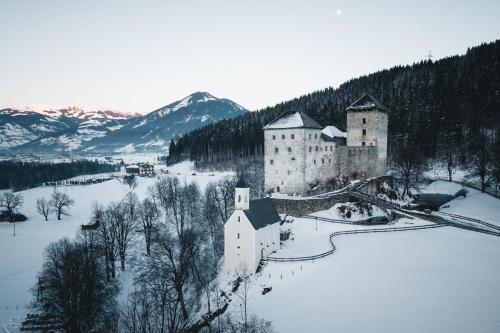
{"left": 346, "top": 93, "right": 389, "bottom": 175}
{"left": 235, "top": 176, "right": 250, "bottom": 210}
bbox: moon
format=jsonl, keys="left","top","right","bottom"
{"left": 336, "top": 9, "right": 342, "bottom": 16}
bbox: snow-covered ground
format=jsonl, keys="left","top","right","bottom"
{"left": 419, "top": 180, "right": 465, "bottom": 196}
{"left": 222, "top": 217, "right": 500, "bottom": 333}
{"left": 311, "top": 202, "right": 386, "bottom": 221}
{"left": 0, "top": 160, "right": 234, "bottom": 331}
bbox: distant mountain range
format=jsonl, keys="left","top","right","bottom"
{"left": 0, "top": 92, "right": 247, "bottom": 154}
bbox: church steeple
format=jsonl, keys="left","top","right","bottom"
{"left": 235, "top": 175, "right": 250, "bottom": 210}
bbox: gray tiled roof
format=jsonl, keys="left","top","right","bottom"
{"left": 263, "top": 111, "right": 322, "bottom": 130}
{"left": 346, "top": 93, "right": 389, "bottom": 112}
{"left": 243, "top": 198, "right": 280, "bottom": 230}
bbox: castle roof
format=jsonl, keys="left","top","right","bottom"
{"left": 321, "top": 126, "right": 346, "bottom": 140}
{"left": 346, "top": 93, "right": 389, "bottom": 112}
{"left": 263, "top": 112, "right": 322, "bottom": 130}
{"left": 243, "top": 198, "right": 280, "bottom": 230}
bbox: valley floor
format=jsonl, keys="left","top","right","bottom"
{"left": 0, "top": 167, "right": 499, "bottom": 332}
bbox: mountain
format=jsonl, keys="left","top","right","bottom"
{"left": 2, "top": 92, "right": 247, "bottom": 154}
{"left": 167, "top": 39, "right": 500, "bottom": 166}
{"left": 90, "top": 92, "right": 247, "bottom": 153}
{"left": 0, "top": 107, "right": 138, "bottom": 151}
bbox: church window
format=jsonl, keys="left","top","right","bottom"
{"left": 282, "top": 134, "right": 285, "bottom": 139}
{"left": 291, "top": 134, "right": 295, "bottom": 139}
{"left": 272, "top": 135, "right": 276, "bottom": 140}
{"left": 238, "top": 195, "right": 241, "bottom": 202}
{"left": 238, "top": 216, "right": 240, "bottom": 222}
{"left": 274, "top": 147, "right": 279, "bottom": 153}
{"left": 270, "top": 159, "right": 274, "bottom": 165}
{"left": 363, "top": 118, "right": 367, "bottom": 124}
{"left": 362, "top": 142, "right": 366, "bottom": 146}
{"left": 237, "top": 233, "right": 240, "bottom": 239}
{"left": 362, "top": 129, "right": 367, "bottom": 135}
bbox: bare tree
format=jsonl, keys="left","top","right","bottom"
{"left": 98, "top": 204, "right": 118, "bottom": 280}
{"left": 33, "top": 237, "right": 118, "bottom": 332}
{"left": 116, "top": 193, "right": 139, "bottom": 271}
{"left": 36, "top": 198, "right": 51, "bottom": 221}
{"left": 123, "top": 174, "right": 138, "bottom": 190}
{"left": 0, "top": 192, "right": 24, "bottom": 222}
{"left": 50, "top": 188, "right": 75, "bottom": 220}
{"left": 139, "top": 196, "right": 160, "bottom": 255}
{"left": 235, "top": 264, "right": 252, "bottom": 332}
{"left": 469, "top": 132, "right": 492, "bottom": 192}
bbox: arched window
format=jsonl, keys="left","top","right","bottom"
{"left": 238, "top": 195, "right": 241, "bottom": 202}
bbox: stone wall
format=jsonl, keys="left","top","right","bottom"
{"left": 357, "top": 175, "right": 394, "bottom": 196}
{"left": 271, "top": 193, "right": 350, "bottom": 217}
{"left": 337, "top": 146, "right": 378, "bottom": 178}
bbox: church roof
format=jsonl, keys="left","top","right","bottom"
{"left": 243, "top": 198, "right": 280, "bottom": 230}
{"left": 346, "top": 93, "right": 389, "bottom": 112}
{"left": 263, "top": 112, "right": 322, "bottom": 130}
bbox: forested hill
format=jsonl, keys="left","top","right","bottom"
{"left": 168, "top": 39, "right": 500, "bottom": 167}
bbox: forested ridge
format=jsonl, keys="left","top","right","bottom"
{"left": 0, "top": 160, "right": 119, "bottom": 190}
{"left": 168, "top": 39, "right": 500, "bottom": 167}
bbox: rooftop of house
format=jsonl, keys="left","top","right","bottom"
{"left": 346, "top": 93, "right": 389, "bottom": 112}
{"left": 243, "top": 197, "right": 281, "bottom": 230}
{"left": 263, "top": 111, "right": 322, "bottom": 130}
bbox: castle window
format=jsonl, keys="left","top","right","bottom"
{"left": 282, "top": 134, "right": 285, "bottom": 140}
{"left": 315, "top": 146, "right": 318, "bottom": 151}
{"left": 330, "top": 146, "right": 333, "bottom": 151}
{"left": 309, "top": 134, "right": 312, "bottom": 139}
{"left": 237, "top": 233, "right": 240, "bottom": 239}
{"left": 275, "top": 170, "right": 278, "bottom": 174}
{"left": 291, "top": 134, "right": 295, "bottom": 139}
{"left": 329, "top": 159, "right": 331, "bottom": 164}
{"left": 362, "top": 142, "right": 366, "bottom": 146}
{"left": 270, "top": 159, "right": 274, "bottom": 165}
{"left": 288, "top": 147, "right": 292, "bottom": 153}
{"left": 315, "top": 134, "right": 318, "bottom": 139}
{"left": 314, "top": 160, "right": 316, "bottom": 164}
{"left": 287, "top": 170, "right": 291, "bottom": 175}
{"left": 281, "top": 181, "right": 284, "bottom": 185}
{"left": 291, "top": 157, "right": 295, "bottom": 161}
{"left": 274, "top": 147, "right": 279, "bottom": 153}
{"left": 363, "top": 118, "right": 367, "bottom": 124}
{"left": 309, "top": 146, "right": 312, "bottom": 153}
{"left": 322, "top": 159, "right": 324, "bottom": 164}
{"left": 362, "top": 129, "right": 367, "bottom": 135}
{"left": 272, "top": 135, "right": 276, "bottom": 140}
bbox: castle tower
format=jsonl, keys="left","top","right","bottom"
{"left": 346, "top": 94, "right": 389, "bottom": 175}
{"left": 235, "top": 176, "right": 250, "bottom": 210}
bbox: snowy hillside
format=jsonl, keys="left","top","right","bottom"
{"left": 2, "top": 92, "right": 247, "bottom": 154}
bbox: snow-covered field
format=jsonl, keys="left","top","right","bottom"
{"left": 0, "top": 160, "right": 233, "bottom": 331}
{"left": 223, "top": 218, "right": 500, "bottom": 333}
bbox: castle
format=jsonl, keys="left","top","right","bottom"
{"left": 263, "top": 93, "right": 389, "bottom": 194}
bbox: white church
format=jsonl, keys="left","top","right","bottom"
{"left": 224, "top": 177, "right": 281, "bottom": 274}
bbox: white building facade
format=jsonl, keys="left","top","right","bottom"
{"left": 264, "top": 94, "right": 389, "bottom": 194}
{"left": 224, "top": 181, "right": 281, "bottom": 274}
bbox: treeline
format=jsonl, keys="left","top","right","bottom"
{"left": 168, "top": 39, "right": 500, "bottom": 166}
{"left": 0, "top": 160, "right": 119, "bottom": 190}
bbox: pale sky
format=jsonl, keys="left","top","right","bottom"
{"left": 1, "top": 0, "right": 499, "bottom": 113}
